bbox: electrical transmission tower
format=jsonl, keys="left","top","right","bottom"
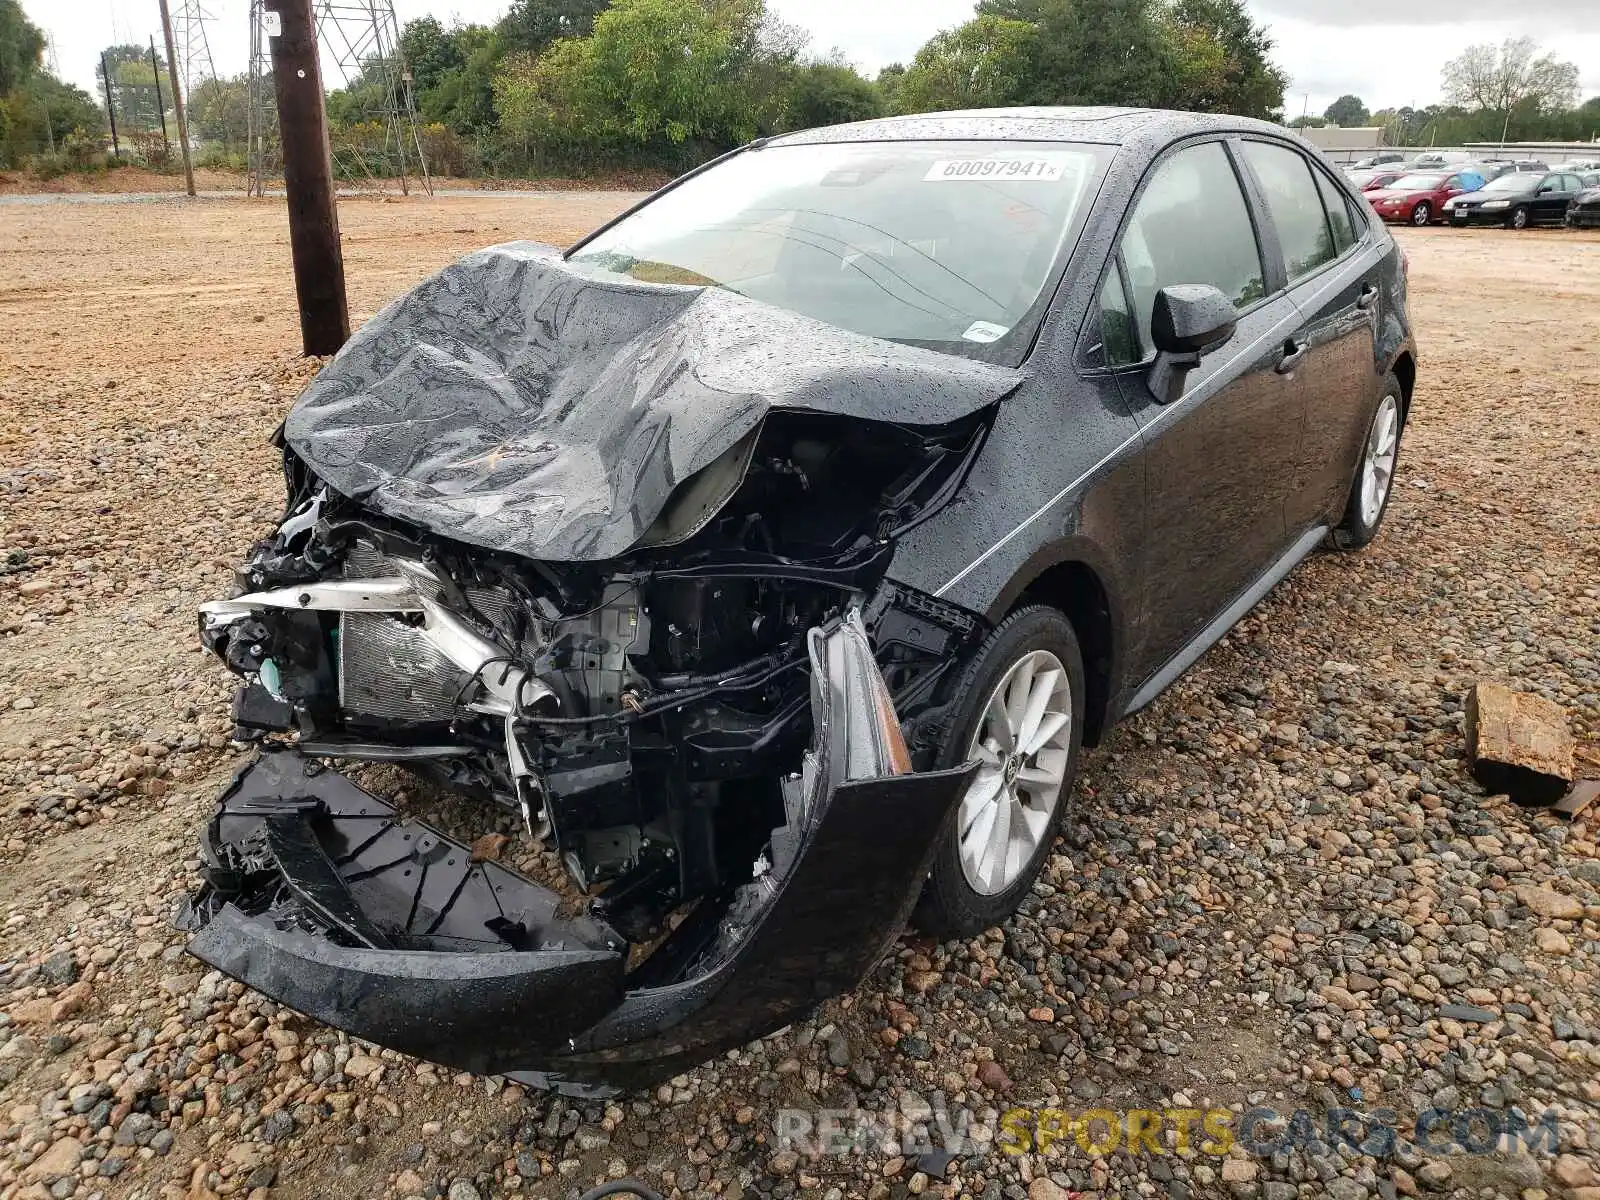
{"left": 247, "top": 0, "right": 431, "bottom": 198}
{"left": 170, "top": 0, "right": 219, "bottom": 101}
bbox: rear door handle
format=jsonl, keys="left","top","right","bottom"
{"left": 1356, "top": 283, "right": 1379, "bottom": 310}
{"left": 1276, "top": 338, "right": 1308, "bottom": 374}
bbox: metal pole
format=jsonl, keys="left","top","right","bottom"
{"left": 150, "top": 39, "right": 170, "bottom": 156}
{"left": 266, "top": 0, "right": 350, "bottom": 355}
{"left": 102, "top": 53, "right": 120, "bottom": 157}
{"left": 158, "top": 0, "right": 198, "bottom": 196}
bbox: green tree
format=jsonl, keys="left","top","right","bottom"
{"left": 495, "top": 0, "right": 776, "bottom": 166}
{"left": 0, "top": 0, "right": 44, "bottom": 95}
{"left": 998, "top": 0, "right": 1173, "bottom": 108}
{"left": 1161, "top": 0, "right": 1286, "bottom": 118}
{"left": 400, "top": 17, "right": 466, "bottom": 96}
{"left": 893, "top": 15, "right": 1037, "bottom": 113}
{"left": 420, "top": 25, "right": 503, "bottom": 134}
{"left": 189, "top": 75, "right": 249, "bottom": 149}
{"left": 785, "top": 61, "right": 884, "bottom": 131}
{"left": 1323, "top": 93, "right": 1369, "bottom": 127}
{"left": 1287, "top": 114, "right": 1324, "bottom": 129}
{"left": 496, "top": 0, "right": 609, "bottom": 56}
{"left": 1442, "top": 38, "right": 1580, "bottom": 141}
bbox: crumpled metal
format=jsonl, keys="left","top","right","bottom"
{"left": 284, "top": 243, "right": 1021, "bottom": 562}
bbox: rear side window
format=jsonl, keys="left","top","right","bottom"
{"left": 1243, "top": 141, "right": 1337, "bottom": 283}
{"left": 1117, "top": 141, "right": 1265, "bottom": 357}
{"left": 1313, "top": 169, "right": 1357, "bottom": 255}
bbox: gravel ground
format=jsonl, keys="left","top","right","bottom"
{"left": 2, "top": 196, "right": 1598, "bottom": 1200}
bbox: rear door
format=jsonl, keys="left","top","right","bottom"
{"left": 1098, "top": 138, "right": 1305, "bottom": 684}
{"left": 1236, "top": 139, "right": 1384, "bottom": 533}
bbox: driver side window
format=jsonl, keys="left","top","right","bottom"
{"left": 1100, "top": 141, "right": 1265, "bottom": 367}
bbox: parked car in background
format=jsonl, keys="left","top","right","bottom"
{"left": 178, "top": 107, "right": 1418, "bottom": 1092}
{"left": 1352, "top": 152, "right": 1408, "bottom": 168}
{"left": 1569, "top": 185, "right": 1600, "bottom": 228}
{"left": 1451, "top": 171, "right": 1588, "bottom": 228}
{"left": 1552, "top": 159, "right": 1600, "bottom": 173}
{"left": 1367, "top": 171, "right": 1482, "bottom": 225}
{"left": 1410, "top": 151, "right": 1473, "bottom": 169}
{"left": 1348, "top": 168, "right": 1408, "bottom": 192}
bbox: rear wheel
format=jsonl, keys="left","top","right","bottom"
{"left": 914, "top": 607, "right": 1085, "bottom": 940}
{"left": 1509, "top": 206, "right": 1530, "bottom": 230}
{"left": 1329, "top": 375, "right": 1404, "bottom": 550}
{"left": 1411, "top": 202, "right": 1432, "bottom": 226}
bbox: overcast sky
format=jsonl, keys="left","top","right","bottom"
{"left": 23, "top": 0, "right": 1600, "bottom": 124}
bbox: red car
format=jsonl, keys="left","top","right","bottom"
{"left": 1366, "top": 171, "right": 1475, "bottom": 226}
{"left": 1348, "top": 168, "right": 1407, "bottom": 192}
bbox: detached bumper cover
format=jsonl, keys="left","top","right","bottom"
{"left": 180, "top": 616, "right": 975, "bottom": 1092}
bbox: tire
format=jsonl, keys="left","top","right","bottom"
{"left": 1509, "top": 206, "right": 1530, "bottom": 230}
{"left": 1329, "top": 373, "right": 1405, "bottom": 551}
{"left": 914, "top": 606, "right": 1085, "bottom": 940}
{"left": 1411, "top": 202, "right": 1431, "bottom": 226}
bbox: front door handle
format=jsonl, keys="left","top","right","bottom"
{"left": 1356, "top": 283, "right": 1379, "bottom": 310}
{"left": 1276, "top": 338, "right": 1308, "bottom": 374}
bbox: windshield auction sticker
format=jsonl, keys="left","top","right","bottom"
{"left": 924, "top": 156, "right": 1071, "bottom": 182}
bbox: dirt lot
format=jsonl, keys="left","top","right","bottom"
{"left": 1, "top": 196, "right": 1598, "bottom": 1200}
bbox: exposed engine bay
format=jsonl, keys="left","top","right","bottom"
{"left": 199, "top": 410, "right": 987, "bottom": 950}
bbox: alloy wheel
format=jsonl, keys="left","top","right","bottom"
{"left": 957, "top": 650, "right": 1073, "bottom": 895}
{"left": 1511, "top": 207, "right": 1529, "bottom": 229}
{"left": 1360, "top": 394, "right": 1400, "bottom": 528}
{"left": 1411, "top": 203, "right": 1431, "bottom": 226}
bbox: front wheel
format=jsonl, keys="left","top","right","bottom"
{"left": 914, "top": 607, "right": 1085, "bottom": 940}
{"left": 1508, "top": 206, "right": 1530, "bottom": 230}
{"left": 1411, "top": 202, "right": 1432, "bottom": 226}
{"left": 1329, "top": 376, "right": 1404, "bottom": 550}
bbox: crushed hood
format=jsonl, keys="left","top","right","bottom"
{"left": 284, "top": 242, "right": 1022, "bottom": 562}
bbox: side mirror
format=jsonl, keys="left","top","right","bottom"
{"left": 1148, "top": 285, "right": 1238, "bottom": 404}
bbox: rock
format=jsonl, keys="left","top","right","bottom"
{"left": 1321, "top": 985, "right": 1362, "bottom": 1012}
{"left": 1221, "top": 1159, "right": 1257, "bottom": 1183}
{"left": 39, "top": 952, "right": 79, "bottom": 986}
{"left": 1438, "top": 1003, "right": 1497, "bottom": 1024}
{"left": 977, "top": 1060, "right": 1013, "bottom": 1092}
{"left": 1515, "top": 886, "right": 1583, "bottom": 921}
{"left": 770, "top": 1150, "right": 800, "bottom": 1176}
{"left": 344, "top": 1053, "right": 382, "bottom": 1079}
{"left": 1028, "top": 1180, "right": 1073, "bottom": 1200}
{"left": 1327, "top": 1179, "right": 1369, "bottom": 1200}
{"left": 1533, "top": 928, "right": 1571, "bottom": 954}
{"left": 396, "top": 1170, "right": 425, "bottom": 1195}
{"left": 469, "top": 832, "right": 509, "bottom": 862}
{"left": 49, "top": 980, "right": 92, "bottom": 1022}
{"left": 1416, "top": 1161, "right": 1452, "bottom": 1191}
{"left": 1552, "top": 1156, "right": 1598, "bottom": 1189}
{"left": 1465, "top": 681, "right": 1573, "bottom": 805}
{"left": 447, "top": 1181, "right": 482, "bottom": 1200}
{"left": 24, "top": 1137, "right": 84, "bottom": 1181}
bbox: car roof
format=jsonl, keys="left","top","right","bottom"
{"left": 766, "top": 106, "right": 1292, "bottom": 151}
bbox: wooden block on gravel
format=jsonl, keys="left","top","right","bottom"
{"left": 1465, "top": 681, "right": 1574, "bottom": 807}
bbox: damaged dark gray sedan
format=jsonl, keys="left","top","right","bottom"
{"left": 183, "top": 107, "right": 1417, "bottom": 1093}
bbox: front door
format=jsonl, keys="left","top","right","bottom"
{"left": 1097, "top": 138, "right": 1305, "bottom": 685}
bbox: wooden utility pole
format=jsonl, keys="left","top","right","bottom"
{"left": 156, "top": 0, "right": 197, "bottom": 197}
{"left": 101, "top": 53, "right": 120, "bottom": 157}
{"left": 149, "top": 40, "right": 170, "bottom": 157}
{"left": 264, "top": 0, "right": 349, "bottom": 356}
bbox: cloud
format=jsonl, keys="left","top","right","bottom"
{"left": 1251, "top": 0, "right": 1595, "bottom": 25}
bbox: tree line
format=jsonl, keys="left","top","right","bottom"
{"left": 1289, "top": 39, "right": 1596, "bottom": 148}
{"left": 2, "top": 0, "right": 1596, "bottom": 180}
